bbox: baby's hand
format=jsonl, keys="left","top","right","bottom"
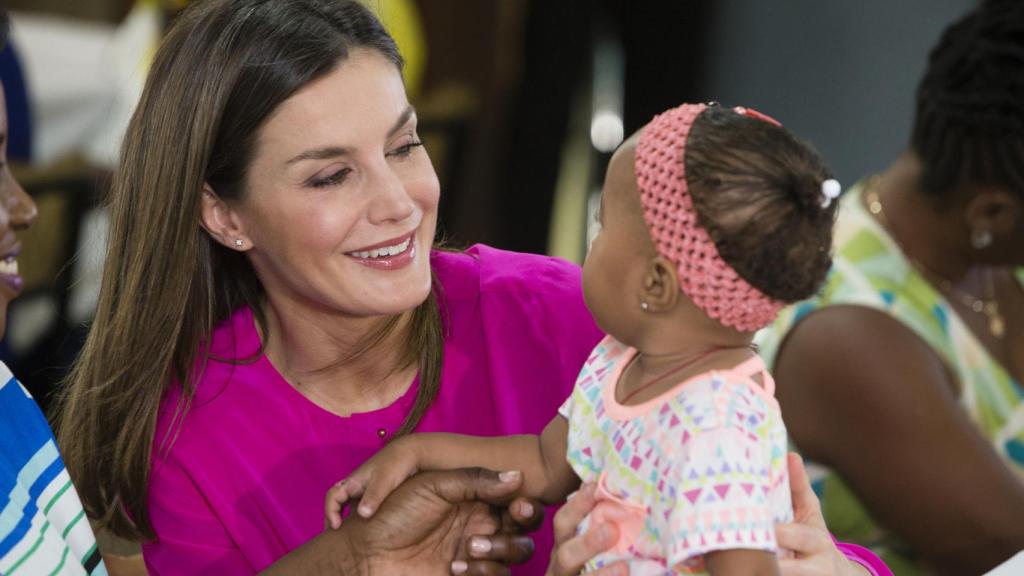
{"left": 323, "top": 437, "right": 421, "bottom": 530}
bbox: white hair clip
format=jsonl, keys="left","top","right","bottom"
{"left": 820, "top": 179, "right": 841, "bottom": 208}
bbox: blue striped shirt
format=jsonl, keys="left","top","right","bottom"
{"left": 0, "top": 363, "right": 105, "bottom": 575}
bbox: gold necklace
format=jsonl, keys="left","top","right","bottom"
{"left": 864, "top": 177, "right": 1006, "bottom": 339}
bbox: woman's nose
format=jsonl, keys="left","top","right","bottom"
{"left": 9, "top": 179, "right": 38, "bottom": 231}
{"left": 0, "top": 173, "right": 37, "bottom": 234}
{"left": 366, "top": 164, "right": 415, "bottom": 225}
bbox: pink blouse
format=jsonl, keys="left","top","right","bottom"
{"left": 143, "top": 246, "right": 603, "bottom": 574}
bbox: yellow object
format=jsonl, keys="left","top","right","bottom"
{"left": 363, "top": 0, "right": 427, "bottom": 100}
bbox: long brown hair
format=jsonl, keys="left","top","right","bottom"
{"left": 57, "top": 0, "right": 443, "bottom": 541}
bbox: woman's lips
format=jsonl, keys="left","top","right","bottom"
{"left": 345, "top": 233, "right": 416, "bottom": 270}
{"left": 0, "top": 255, "right": 23, "bottom": 295}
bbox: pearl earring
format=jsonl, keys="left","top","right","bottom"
{"left": 970, "top": 229, "right": 993, "bottom": 250}
{"left": 640, "top": 301, "right": 650, "bottom": 311}
{"left": 234, "top": 239, "right": 244, "bottom": 247}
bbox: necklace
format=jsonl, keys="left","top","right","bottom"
{"left": 620, "top": 346, "right": 748, "bottom": 405}
{"left": 864, "top": 178, "right": 1006, "bottom": 339}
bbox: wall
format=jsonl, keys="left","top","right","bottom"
{"left": 699, "top": 0, "right": 974, "bottom": 184}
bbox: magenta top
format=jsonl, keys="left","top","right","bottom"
{"left": 141, "top": 244, "right": 889, "bottom": 575}
{"left": 143, "top": 246, "right": 603, "bottom": 574}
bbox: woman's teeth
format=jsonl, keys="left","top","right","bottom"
{"left": 350, "top": 238, "right": 411, "bottom": 259}
{"left": 0, "top": 257, "right": 17, "bottom": 275}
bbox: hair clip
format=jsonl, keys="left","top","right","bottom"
{"left": 820, "top": 179, "right": 841, "bottom": 208}
{"left": 733, "top": 106, "right": 782, "bottom": 127}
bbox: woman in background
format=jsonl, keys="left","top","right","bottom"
{"left": 759, "top": 1, "right": 1024, "bottom": 573}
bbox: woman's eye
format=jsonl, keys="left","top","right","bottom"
{"left": 310, "top": 168, "right": 351, "bottom": 188}
{"left": 386, "top": 140, "right": 424, "bottom": 159}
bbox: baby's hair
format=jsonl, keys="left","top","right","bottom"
{"left": 684, "top": 106, "right": 835, "bottom": 304}
{"left": 911, "top": 0, "right": 1024, "bottom": 200}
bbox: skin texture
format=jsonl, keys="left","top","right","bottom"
{"left": 773, "top": 154, "right": 1024, "bottom": 574}
{"left": 0, "top": 87, "right": 38, "bottom": 338}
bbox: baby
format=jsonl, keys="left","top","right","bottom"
{"left": 326, "top": 102, "right": 838, "bottom": 575}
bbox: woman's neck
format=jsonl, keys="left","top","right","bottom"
{"left": 875, "top": 153, "right": 975, "bottom": 283}
{"left": 259, "top": 294, "right": 418, "bottom": 414}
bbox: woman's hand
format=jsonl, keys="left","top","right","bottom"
{"left": 452, "top": 496, "right": 544, "bottom": 575}
{"left": 777, "top": 453, "right": 870, "bottom": 576}
{"left": 267, "top": 468, "right": 535, "bottom": 576}
{"left": 545, "top": 482, "right": 627, "bottom": 576}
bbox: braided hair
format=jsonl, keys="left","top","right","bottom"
{"left": 685, "top": 106, "right": 836, "bottom": 304}
{"left": 0, "top": 7, "right": 8, "bottom": 50}
{"left": 911, "top": 0, "right": 1024, "bottom": 200}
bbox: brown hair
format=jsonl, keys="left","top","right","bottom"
{"left": 57, "top": 0, "right": 442, "bottom": 541}
{"left": 685, "top": 105, "right": 836, "bottom": 303}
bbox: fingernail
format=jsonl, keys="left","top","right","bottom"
{"left": 469, "top": 537, "right": 492, "bottom": 555}
{"left": 358, "top": 504, "right": 373, "bottom": 517}
{"left": 498, "top": 470, "right": 521, "bottom": 482}
{"left": 596, "top": 524, "right": 614, "bottom": 544}
{"left": 519, "top": 501, "right": 534, "bottom": 517}
{"left": 582, "top": 482, "right": 597, "bottom": 497}
{"left": 566, "top": 490, "right": 579, "bottom": 501}
{"left": 451, "top": 560, "right": 468, "bottom": 574}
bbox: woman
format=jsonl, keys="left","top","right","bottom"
{"left": 57, "top": 0, "right": 885, "bottom": 573}
{"left": 759, "top": 2, "right": 1024, "bottom": 574}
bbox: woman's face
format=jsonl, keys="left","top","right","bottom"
{"left": 234, "top": 49, "right": 439, "bottom": 318}
{"left": 0, "top": 86, "right": 38, "bottom": 340}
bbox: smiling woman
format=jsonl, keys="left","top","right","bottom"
{"left": 55, "top": 0, "right": 603, "bottom": 574}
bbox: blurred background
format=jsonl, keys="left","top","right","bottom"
{"left": 3, "top": 0, "right": 973, "bottom": 413}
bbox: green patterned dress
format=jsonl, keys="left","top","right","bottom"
{"left": 758, "top": 182, "right": 1024, "bottom": 574}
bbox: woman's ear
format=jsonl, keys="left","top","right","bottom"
{"left": 964, "top": 188, "right": 1020, "bottom": 244}
{"left": 200, "top": 183, "right": 252, "bottom": 251}
{"left": 639, "top": 256, "right": 679, "bottom": 313}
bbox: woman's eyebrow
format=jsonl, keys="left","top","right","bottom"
{"left": 285, "top": 105, "right": 416, "bottom": 166}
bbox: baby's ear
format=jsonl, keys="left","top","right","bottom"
{"left": 639, "top": 256, "right": 679, "bottom": 313}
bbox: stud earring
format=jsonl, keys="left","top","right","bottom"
{"left": 970, "top": 229, "right": 993, "bottom": 250}
{"left": 234, "top": 239, "right": 244, "bottom": 248}
{"left": 640, "top": 301, "right": 650, "bottom": 312}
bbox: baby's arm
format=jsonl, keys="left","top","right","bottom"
{"left": 703, "top": 549, "right": 780, "bottom": 576}
{"left": 325, "top": 415, "right": 578, "bottom": 528}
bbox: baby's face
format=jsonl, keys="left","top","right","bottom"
{"left": 582, "top": 135, "right": 656, "bottom": 343}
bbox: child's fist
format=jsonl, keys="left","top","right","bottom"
{"left": 322, "top": 437, "right": 422, "bottom": 530}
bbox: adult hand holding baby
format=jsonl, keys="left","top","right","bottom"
{"left": 542, "top": 455, "right": 881, "bottom": 576}
{"left": 271, "top": 467, "right": 539, "bottom": 576}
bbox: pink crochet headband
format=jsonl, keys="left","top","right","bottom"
{"left": 635, "top": 103, "right": 785, "bottom": 332}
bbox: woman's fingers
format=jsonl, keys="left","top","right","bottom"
{"left": 500, "top": 496, "right": 545, "bottom": 533}
{"left": 552, "top": 483, "right": 597, "bottom": 543}
{"left": 552, "top": 522, "right": 618, "bottom": 575}
{"left": 776, "top": 523, "right": 825, "bottom": 556}
{"left": 464, "top": 534, "right": 535, "bottom": 564}
{"left": 450, "top": 560, "right": 509, "bottom": 576}
{"left": 786, "top": 453, "right": 825, "bottom": 528}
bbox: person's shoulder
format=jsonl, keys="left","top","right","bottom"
{"left": 432, "top": 244, "right": 586, "bottom": 304}
{"left": 469, "top": 243, "right": 582, "bottom": 293}
{"left": 154, "top": 307, "right": 274, "bottom": 445}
